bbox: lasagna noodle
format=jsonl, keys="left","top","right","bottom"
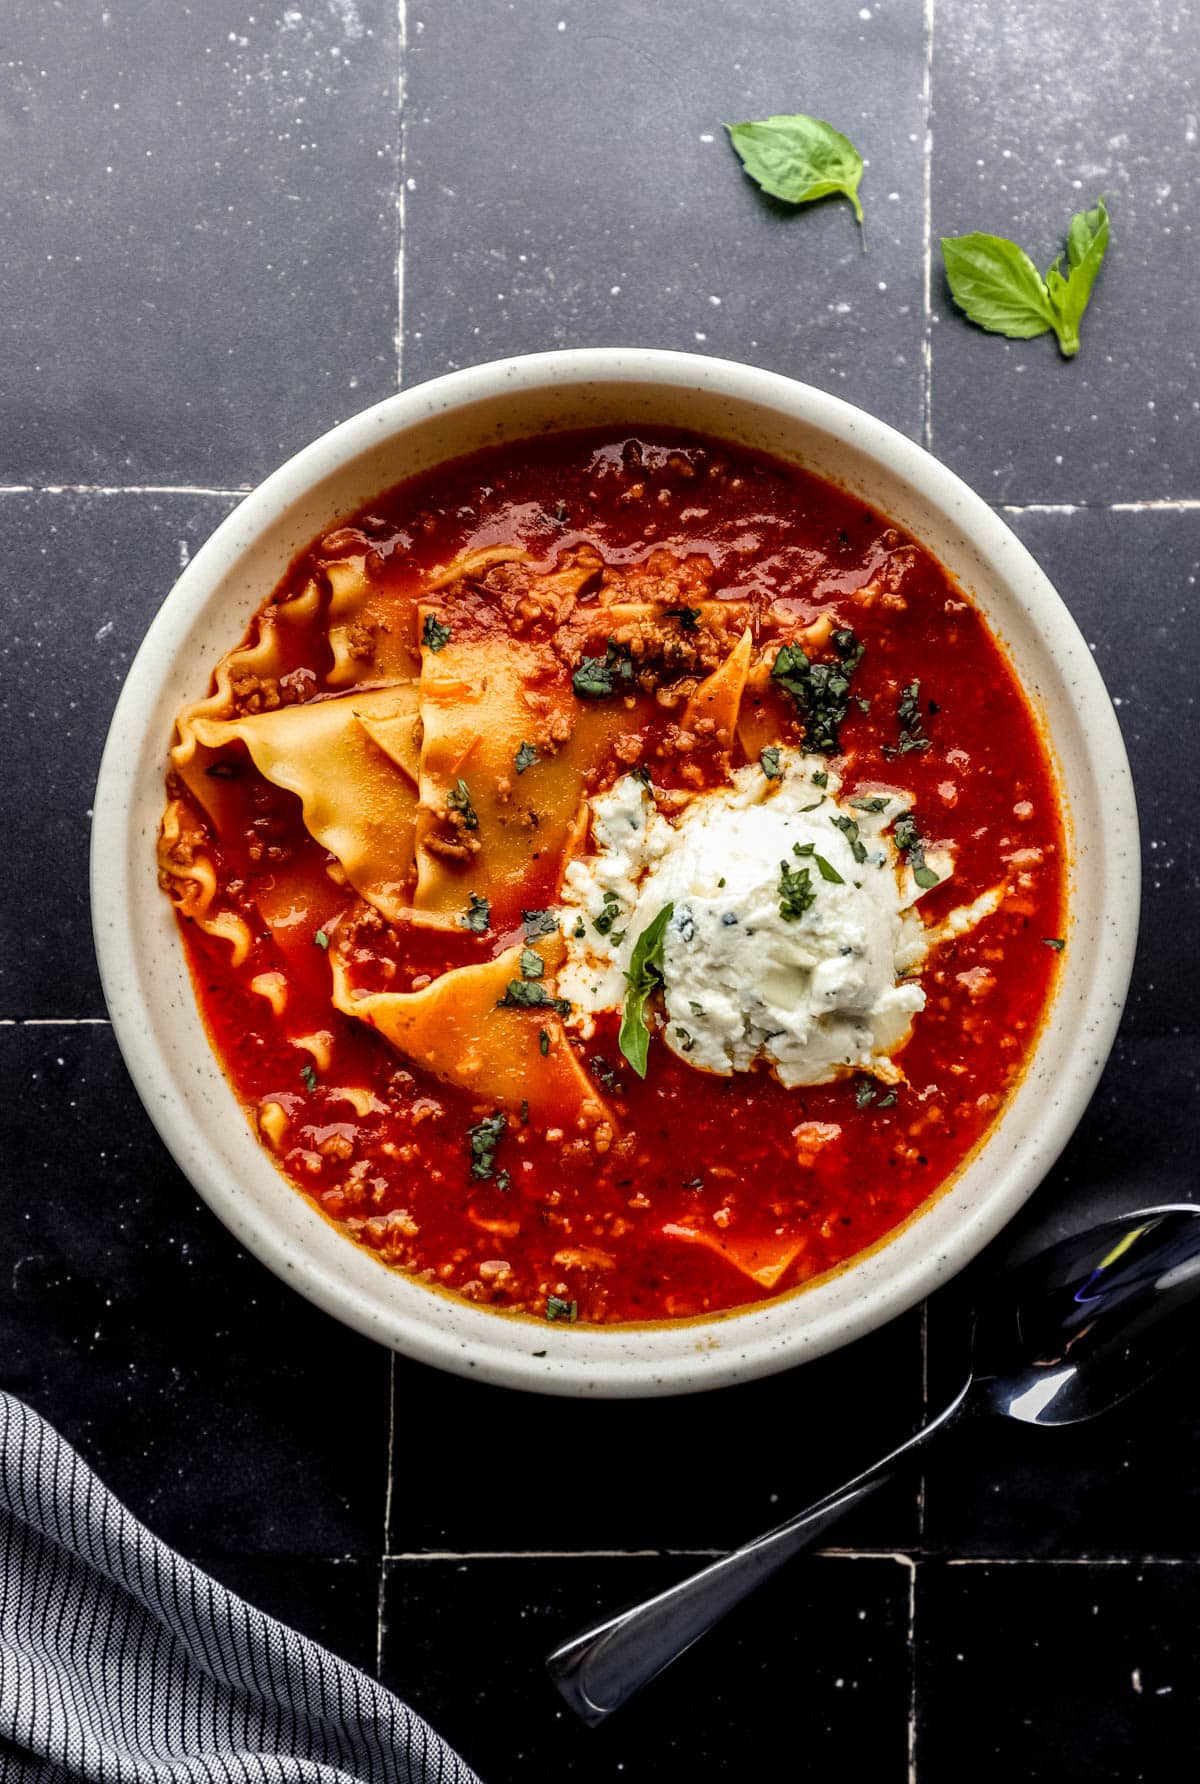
{"left": 325, "top": 554, "right": 420, "bottom": 689}
{"left": 660, "top": 1221, "right": 807, "bottom": 1291}
{"left": 157, "top": 797, "right": 254, "bottom": 965}
{"left": 191, "top": 684, "right": 421, "bottom": 922}
{"left": 680, "top": 626, "right": 753, "bottom": 745}
{"left": 329, "top": 939, "right": 609, "bottom": 1126}
{"left": 413, "top": 624, "right": 639, "bottom": 924}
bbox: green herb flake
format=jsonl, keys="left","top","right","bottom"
{"left": 771, "top": 629, "right": 865, "bottom": 755}
{"left": 498, "top": 981, "right": 571, "bottom": 1016}
{"left": 422, "top": 613, "right": 452, "bottom": 653}
{"left": 855, "top": 1078, "right": 877, "bottom": 1109}
{"left": 778, "top": 858, "right": 816, "bottom": 922}
{"left": 573, "top": 918, "right": 586, "bottom": 939}
{"left": 514, "top": 740, "right": 540, "bottom": 775}
{"left": 495, "top": 1169, "right": 511, "bottom": 1193}
{"left": 893, "top": 810, "right": 941, "bottom": 890}
{"left": 520, "top": 1099, "right": 529, "bottom": 1125}
{"left": 519, "top": 947, "right": 545, "bottom": 980}
{"left": 883, "top": 679, "right": 932, "bottom": 758}
{"left": 445, "top": 777, "right": 478, "bottom": 830}
{"left": 1043, "top": 936, "right": 1066, "bottom": 952}
{"left": 546, "top": 1295, "right": 578, "bottom": 1323}
{"left": 830, "top": 813, "right": 868, "bottom": 866}
{"left": 539, "top": 1028, "right": 550, "bottom": 1056}
{"left": 313, "top": 929, "right": 329, "bottom": 950}
{"left": 467, "top": 1111, "right": 507, "bottom": 1182}
{"left": 460, "top": 892, "right": 490, "bottom": 934}
{"left": 850, "top": 795, "right": 890, "bottom": 814}
{"left": 760, "top": 745, "right": 783, "bottom": 780}
{"left": 666, "top": 605, "right": 702, "bottom": 631}
{"left": 812, "top": 770, "right": 828, "bottom": 788}
{"left": 674, "top": 1026, "right": 694, "bottom": 1053}
{"left": 522, "top": 908, "right": 558, "bottom": 941}
{"left": 572, "top": 640, "right": 634, "bottom": 700}
{"left": 618, "top": 902, "right": 675, "bottom": 1078}
{"left": 299, "top": 1063, "right": 318, "bottom": 1094}
{"left": 942, "top": 198, "right": 1110, "bottom": 358}
{"left": 726, "top": 113, "right": 865, "bottom": 224}
{"left": 813, "top": 851, "right": 845, "bottom": 884}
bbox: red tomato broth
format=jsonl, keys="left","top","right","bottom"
{"left": 168, "top": 427, "right": 1066, "bottom": 1325}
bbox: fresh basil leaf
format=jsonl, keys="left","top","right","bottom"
{"left": 941, "top": 232, "right": 1056, "bottom": 340}
{"left": 726, "top": 113, "right": 864, "bottom": 223}
{"left": 942, "top": 198, "right": 1109, "bottom": 358}
{"left": 519, "top": 947, "right": 545, "bottom": 980}
{"left": 618, "top": 902, "right": 675, "bottom": 1079}
{"left": 1045, "top": 198, "right": 1110, "bottom": 356}
{"left": 514, "top": 740, "right": 540, "bottom": 774}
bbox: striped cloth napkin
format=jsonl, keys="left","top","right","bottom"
{"left": 0, "top": 1391, "right": 479, "bottom": 1784}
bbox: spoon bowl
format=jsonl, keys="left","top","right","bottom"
{"left": 548, "top": 1202, "right": 1200, "bottom": 1725}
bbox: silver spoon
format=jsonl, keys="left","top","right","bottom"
{"left": 546, "top": 1203, "right": 1200, "bottom": 1726}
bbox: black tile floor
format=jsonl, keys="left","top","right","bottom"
{"left": 1, "top": 2, "right": 1197, "bottom": 1779}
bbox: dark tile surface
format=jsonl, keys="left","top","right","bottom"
{"left": 2, "top": 0, "right": 1198, "bottom": 1779}
{"left": 0, "top": 491, "right": 238, "bottom": 1018}
{"left": 404, "top": 0, "right": 929, "bottom": 439}
{"left": 915, "top": 1561, "right": 1200, "bottom": 1781}
{"left": 0, "top": 2, "right": 398, "bottom": 486}
{"left": 1005, "top": 507, "right": 1200, "bottom": 1033}
{"left": 0, "top": 1022, "right": 390, "bottom": 1558}
{"left": 201, "top": 1556, "right": 380, "bottom": 1677}
{"left": 382, "top": 1554, "right": 912, "bottom": 1783}
{"left": 390, "top": 1309, "right": 923, "bottom": 1555}
{"left": 930, "top": 0, "right": 1200, "bottom": 504}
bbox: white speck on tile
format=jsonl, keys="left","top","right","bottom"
{"left": 699, "top": 132, "right": 715, "bottom": 143}
{"left": 693, "top": 331, "right": 707, "bottom": 342}
{"left": 708, "top": 294, "right": 721, "bottom": 306}
{"left": 94, "top": 618, "right": 114, "bottom": 641}
{"left": 610, "top": 284, "right": 621, "bottom": 295}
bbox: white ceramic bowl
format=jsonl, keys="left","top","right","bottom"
{"left": 91, "top": 349, "right": 1139, "bottom": 1397}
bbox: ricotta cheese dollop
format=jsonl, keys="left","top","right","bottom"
{"left": 557, "top": 750, "right": 954, "bottom": 1087}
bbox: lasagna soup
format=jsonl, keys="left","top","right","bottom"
{"left": 158, "top": 429, "right": 1065, "bottom": 1324}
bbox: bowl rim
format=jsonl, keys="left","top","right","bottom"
{"left": 91, "top": 346, "right": 1140, "bottom": 1396}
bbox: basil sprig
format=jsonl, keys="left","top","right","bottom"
{"left": 941, "top": 198, "right": 1109, "bottom": 357}
{"left": 726, "top": 113, "right": 865, "bottom": 224}
{"left": 618, "top": 902, "right": 675, "bottom": 1079}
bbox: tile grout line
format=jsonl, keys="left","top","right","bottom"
{"left": 1, "top": 486, "right": 1197, "bottom": 513}
{"left": 0, "top": 485, "right": 251, "bottom": 498}
{"left": 376, "top": 1547, "right": 1200, "bottom": 1564}
{"left": 906, "top": 1555, "right": 919, "bottom": 1784}
{"left": 920, "top": 0, "right": 935, "bottom": 455}
{"left": 377, "top": 1351, "right": 397, "bottom": 1675}
{"left": 1, "top": 1018, "right": 111, "bottom": 1027}
{"left": 395, "top": 0, "right": 407, "bottom": 390}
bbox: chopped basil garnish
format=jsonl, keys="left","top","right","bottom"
{"left": 460, "top": 892, "right": 490, "bottom": 934}
{"left": 894, "top": 811, "right": 941, "bottom": 889}
{"left": 467, "top": 1111, "right": 507, "bottom": 1181}
{"left": 674, "top": 1026, "right": 695, "bottom": 1052}
{"left": 445, "top": 777, "right": 478, "bottom": 830}
{"left": 1043, "top": 937, "right": 1066, "bottom": 952}
{"left": 572, "top": 917, "right": 585, "bottom": 938}
{"left": 618, "top": 902, "right": 674, "bottom": 1078}
{"left": 812, "top": 770, "right": 828, "bottom": 788}
{"left": 498, "top": 981, "right": 571, "bottom": 1016}
{"left": 856, "top": 1077, "right": 898, "bottom": 1110}
{"left": 539, "top": 1028, "right": 550, "bottom": 1056}
{"left": 666, "top": 605, "right": 701, "bottom": 631}
{"left": 813, "top": 851, "right": 844, "bottom": 884}
{"left": 778, "top": 859, "right": 816, "bottom": 921}
{"left": 771, "top": 629, "right": 865, "bottom": 755}
{"left": 590, "top": 1055, "right": 619, "bottom": 1091}
{"left": 883, "top": 680, "right": 932, "bottom": 758}
{"left": 313, "top": 928, "right": 329, "bottom": 950}
{"left": 519, "top": 947, "right": 545, "bottom": 980}
{"left": 299, "top": 1063, "right": 318, "bottom": 1094}
{"left": 851, "top": 795, "right": 890, "bottom": 814}
{"left": 572, "top": 640, "right": 634, "bottom": 700}
{"left": 422, "top": 613, "right": 451, "bottom": 653}
{"left": 514, "top": 740, "right": 540, "bottom": 774}
{"left": 760, "top": 745, "right": 783, "bottom": 780}
{"left": 522, "top": 908, "right": 558, "bottom": 940}
{"left": 830, "top": 813, "right": 868, "bottom": 865}
{"left": 546, "top": 1295, "right": 577, "bottom": 1322}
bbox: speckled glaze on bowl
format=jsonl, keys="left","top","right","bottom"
{"left": 91, "top": 349, "right": 1139, "bottom": 1397}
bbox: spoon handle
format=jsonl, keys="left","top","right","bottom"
{"left": 546, "top": 1376, "right": 975, "bottom": 1725}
